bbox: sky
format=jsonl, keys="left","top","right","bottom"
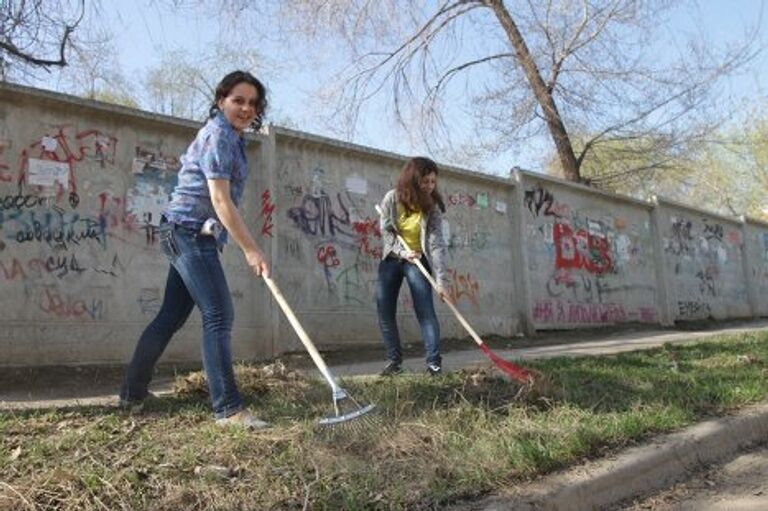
{"left": 29, "top": 0, "right": 768, "bottom": 177}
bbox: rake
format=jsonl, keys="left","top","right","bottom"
{"left": 376, "top": 205, "right": 535, "bottom": 385}
{"left": 262, "top": 275, "right": 377, "bottom": 430}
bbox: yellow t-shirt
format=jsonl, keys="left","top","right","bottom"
{"left": 397, "top": 205, "right": 422, "bottom": 252}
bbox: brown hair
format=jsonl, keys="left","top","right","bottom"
{"left": 209, "top": 70, "right": 268, "bottom": 131}
{"left": 395, "top": 157, "right": 446, "bottom": 214}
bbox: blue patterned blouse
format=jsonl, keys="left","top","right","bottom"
{"left": 164, "top": 112, "right": 250, "bottom": 244}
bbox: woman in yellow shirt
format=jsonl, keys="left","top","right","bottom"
{"left": 376, "top": 157, "right": 449, "bottom": 376}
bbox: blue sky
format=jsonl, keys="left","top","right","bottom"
{"left": 33, "top": 1, "right": 768, "bottom": 176}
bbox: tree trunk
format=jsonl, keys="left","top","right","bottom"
{"left": 486, "top": 0, "right": 581, "bottom": 182}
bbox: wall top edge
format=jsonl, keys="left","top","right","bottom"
{"left": 515, "top": 169, "right": 653, "bottom": 209}
{"left": 653, "top": 195, "right": 742, "bottom": 225}
{"left": 0, "top": 81, "right": 263, "bottom": 144}
{"left": 741, "top": 215, "right": 768, "bottom": 228}
{"left": 270, "top": 125, "right": 514, "bottom": 188}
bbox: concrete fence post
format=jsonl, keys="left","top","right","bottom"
{"left": 739, "top": 216, "right": 759, "bottom": 318}
{"left": 649, "top": 197, "right": 675, "bottom": 326}
{"left": 260, "top": 125, "right": 280, "bottom": 358}
{"left": 511, "top": 170, "right": 536, "bottom": 335}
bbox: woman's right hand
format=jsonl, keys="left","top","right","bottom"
{"left": 245, "top": 248, "right": 270, "bottom": 278}
{"left": 404, "top": 250, "right": 422, "bottom": 262}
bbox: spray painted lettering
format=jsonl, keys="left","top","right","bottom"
{"left": 260, "top": 189, "right": 275, "bottom": 237}
{"left": 553, "top": 222, "right": 613, "bottom": 275}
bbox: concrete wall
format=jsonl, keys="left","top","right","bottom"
{"left": 656, "top": 200, "right": 751, "bottom": 321}
{"left": 519, "top": 175, "right": 659, "bottom": 329}
{"left": 743, "top": 218, "right": 768, "bottom": 316}
{"left": 0, "top": 84, "right": 272, "bottom": 366}
{"left": 269, "top": 129, "right": 519, "bottom": 354}
{"left": 1, "top": 82, "right": 766, "bottom": 367}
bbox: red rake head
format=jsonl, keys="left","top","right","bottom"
{"left": 479, "top": 343, "right": 534, "bottom": 384}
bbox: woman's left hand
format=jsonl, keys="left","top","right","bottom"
{"left": 436, "top": 285, "right": 453, "bottom": 304}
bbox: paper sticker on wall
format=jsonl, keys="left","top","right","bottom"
{"left": 476, "top": 192, "right": 489, "bottom": 209}
{"left": 41, "top": 136, "right": 58, "bottom": 152}
{"left": 126, "top": 172, "right": 176, "bottom": 226}
{"left": 345, "top": 175, "right": 368, "bottom": 195}
{"left": 27, "top": 158, "right": 68, "bottom": 188}
{"left": 495, "top": 201, "right": 507, "bottom": 214}
{"left": 131, "top": 157, "right": 147, "bottom": 174}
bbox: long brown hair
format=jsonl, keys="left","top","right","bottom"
{"left": 395, "top": 157, "right": 446, "bottom": 214}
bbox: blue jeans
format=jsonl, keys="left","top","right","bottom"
{"left": 376, "top": 255, "right": 441, "bottom": 366}
{"left": 121, "top": 221, "right": 243, "bottom": 419}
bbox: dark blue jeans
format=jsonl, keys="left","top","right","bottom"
{"left": 120, "top": 222, "right": 243, "bottom": 419}
{"left": 376, "top": 255, "right": 441, "bottom": 366}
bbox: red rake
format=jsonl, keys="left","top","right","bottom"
{"left": 376, "top": 205, "right": 534, "bottom": 384}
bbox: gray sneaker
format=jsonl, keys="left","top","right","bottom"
{"left": 427, "top": 364, "right": 442, "bottom": 376}
{"left": 118, "top": 392, "right": 157, "bottom": 413}
{"left": 216, "top": 410, "right": 271, "bottom": 430}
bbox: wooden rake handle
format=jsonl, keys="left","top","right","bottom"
{"left": 262, "top": 275, "right": 340, "bottom": 392}
{"left": 375, "top": 204, "right": 487, "bottom": 348}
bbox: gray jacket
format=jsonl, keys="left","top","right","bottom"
{"left": 378, "top": 189, "right": 448, "bottom": 289}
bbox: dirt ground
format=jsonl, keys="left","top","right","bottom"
{"left": 617, "top": 443, "right": 768, "bottom": 511}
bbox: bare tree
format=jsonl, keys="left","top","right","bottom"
{"left": 0, "top": 0, "right": 86, "bottom": 79}
{"left": 271, "top": 0, "right": 761, "bottom": 183}
{"left": 143, "top": 45, "right": 264, "bottom": 120}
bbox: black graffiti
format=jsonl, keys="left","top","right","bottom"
{"left": 667, "top": 218, "right": 693, "bottom": 255}
{"left": 0, "top": 188, "right": 79, "bottom": 212}
{"left": 15, "top": 218, "right": 103, "bottom": 249}
{"left": 696, "top": 267, "right": 717, "bottom": 296}
{"left": 677, "top": 300, "right": 711, "bottom": 319}
{"left": 28, "top": 254, "right": 86, "bottom": 278}
{"left": 287, "top": 191, "right": 353, "bottom": 239}
{"left": 524, "top": 185, "right": 561, "bottom": 218}
{"left": 92, "top": 254, "right": 125, "bottom": 277}
{"left": 0, "top": 191, "right": 50, "bottom": 211}
{"left": 69, "top": 191, "right": 80, "bottom": 209}
{"left": 702, "top": 220, "right": 724, "bottom": 241}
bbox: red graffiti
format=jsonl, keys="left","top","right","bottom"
{"left": 0, "top": 141, "right": 12, "bottom": 182}
{"left": 16, "top": 125, "right": 118, "bottom": 196}
{"left": 533, "top": 300, "right": 626, "bottom": 324}
{"left": 0, "top": 258, "right": 27, "bottom": 280}
{"left": 553, "top": 223, "right": 613, "bottom": 275}
{"left": 316, "top": 244, "right": 340, "bottom": 268}
{"left": 38, "top": 288, "right": 104, "bottom": 320}
{"left": 448, "top": 193, "right": 476, "bottom": 207}
{"left": 98, "top": 191, "right": 139, "bottom": 232}
{"left": 260, "top": 189, "right": 275, "bottom": 237}
{"left": 446, "top": 268, "right": 480, "bottom": 306}
{"left": 352, "top": 217, "right": 382, "bottom": 259}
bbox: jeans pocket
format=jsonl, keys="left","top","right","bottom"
{"left": 159, "top": 230, "right": 180, "bottom": 261}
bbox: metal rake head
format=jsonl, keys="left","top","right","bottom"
{"left": 315, "top": 391, "right": 380, "bottom": 433}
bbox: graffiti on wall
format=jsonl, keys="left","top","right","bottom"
{"left": 664, "top": 213, "right": 747, "bottom": 318}
{"left": 0, "top": 119, "right": 187, "bottom": 323}
{"left": 525, "top": 183, "right": 657, "bottom": 326}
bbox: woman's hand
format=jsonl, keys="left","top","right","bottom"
{"left": 436, "top": 285, "right": 453, "bottom": 304}
{"left": 245, "top": 247, "right": 270, "bottom": 277}
{"left": 405, "top": 250, "right": 422, "bottom": 262}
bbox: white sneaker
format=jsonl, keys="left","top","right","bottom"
{"left": 216, "top": 410, "right": 271, "bottom": 430}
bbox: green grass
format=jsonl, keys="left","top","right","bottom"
{"left": 2, "top": 332, "right": 768, "bottom": 510}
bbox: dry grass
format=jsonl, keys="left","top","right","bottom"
{"left": 3, "top": 332, "right": 768, "bottom": 510}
